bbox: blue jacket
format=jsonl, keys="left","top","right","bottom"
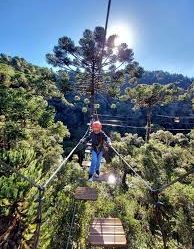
{"left": 84, "top": 131, "right": 111, "bottom": 152}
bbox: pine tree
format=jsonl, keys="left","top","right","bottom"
{"left": 46, "top": 26, "right": 143, "bottom": 116}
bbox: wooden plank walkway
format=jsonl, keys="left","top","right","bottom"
{"left": 93, "top": 172, "right": 111, "bottom": 182}
{"left": 93, "top": 171, "right": 121, "bottom": 184}
{"left": 89, "top": 218, "right": 127, "bottom": 247}
{"left": 74, "top": 187, "right": 97, "bottom": 201}
{"left": 82, "top": 160, "right": 91, "bottom": 167}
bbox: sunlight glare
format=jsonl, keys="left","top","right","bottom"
{"left": 108, "top": 23, "right": 134, "bottom": 48}
{"left": 108, "top": 174, "right": 116, "bottom": 185}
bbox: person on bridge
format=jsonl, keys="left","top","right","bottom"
{"left": 81, "top": 121, "right": 111, "bottom": 181}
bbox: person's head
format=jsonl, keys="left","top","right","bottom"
{"left": 92, "top": 121, "right": 102, "bottom": 134}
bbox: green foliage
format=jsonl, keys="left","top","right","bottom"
{"left": 0, "top": 54, "right": 70, "bottom": 103}
{"left": 0, "top": 63, "right": 15, "bottom": 86}
{"left": 127, "top": 83, "right": 182, "bottom": 109}
{"left": 139, "top": 70, "right": 192, "bottom": 89}
{"left": 108, "top": 131, "right": 194, "bottom": 248}
{"left": 0, "top": 60, "right": 70, "bottom": 248}
{"left": 125, "top": 83, "right": 184, "bottom": 141}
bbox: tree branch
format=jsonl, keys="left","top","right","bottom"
{"left": 114, "top": 61, "right": 125, "bottom": 71}
{"left": 62, "top": 65, "right": 77, "bottom": 73}
{"left": 70, "top": 52, "right": 90, "bottom": 69}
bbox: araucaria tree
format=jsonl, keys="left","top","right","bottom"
{"left": 46, "top": 26, "right": 143, "bottom": 116}
{"left": 127, "top": 83, "right": 182, "bottom": 142}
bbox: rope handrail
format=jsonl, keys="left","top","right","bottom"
{"left": 108, "top": 144, "right": 194, "bottom": 194}
{"left": 110, "top": 145, "right": 153, "bottom": 191}
{"left": 42, "top": 127, "right": 90, "bottom": 189}
{"left": 155, "top": 165, "right": 194, "bottom": 193}
{"left": 0, "top": 160, "right": 41, "bottom": 189}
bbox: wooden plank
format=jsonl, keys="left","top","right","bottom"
{"left": 92, "top": 218, "right": 122, "bottom": 225}
{"left": 74, "top": 187, "right": 97, "bottom": 201}
{"left": 82, "top": 161, "right": 90, "bottom": 167}
{"left": 89, "top": 218, "right": 127, "bottom": 247}
{"left": 90, "top": 226, "right": 125, "bottom": 235}
{"left": 89, "top": 234, "right": 127, "bottom": 246}
{"left": 92, "top": 172, "right": 110, "bottom": 182}
{"left": 93, "top": 171, "right": 121, "bottom": 184}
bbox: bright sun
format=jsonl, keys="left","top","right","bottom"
{"left": 108, "top": 24, "right": 134, "bottom": 48}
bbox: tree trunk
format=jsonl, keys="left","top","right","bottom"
{"left": 160, "top": 224, "right": 168, "bottom": 249}
{"left": 121, "top": 171, "right": 129, "bottom": 191}
{"left": 155, "top": 207, "right": 168, "bottom": 249}
{"left": 0, "top": 207, "right": 24, "bottom": 248}
{"left": 145, "top": 108, "right": 152, "bottom": 142}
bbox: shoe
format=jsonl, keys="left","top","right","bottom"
{"left": 88, "top": 177, "right": 93, "bottom": 182}
{"left": 94, "top": 170, "right": 100, "bottom": 178}
{"left": 94, "top": 173, "right": 99, "bottom": 178}
{"left": 88, "top": 174, "right": 93, "bottom": 182}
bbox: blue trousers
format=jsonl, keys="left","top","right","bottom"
{"left": 89, "top": 150, "right": 103, "bottom": 175}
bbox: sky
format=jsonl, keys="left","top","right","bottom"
{"left": 1, "top": 0, "right": 194, "bottom": 77}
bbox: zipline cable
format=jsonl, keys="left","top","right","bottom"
{"left": 156, "top": 114, "right": 194, "bottom": 119}
{"left": 104, "top": 0, "right": 112, "bottom": 38}
{"left": 92, "top": 0, "right": 112, "bottom": 121}
{"left": 99, "top": 0, "right": 112, "bottom": 69}
{"left": 102, "top": 123, "right": 146, "bottom": 129}
{"left": 164, "top": 128, "right": 192, "bottom": 131}
{"left": 101, "top": 122, "right": 192, "bottom": 131}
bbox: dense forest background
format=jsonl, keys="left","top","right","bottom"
{"left": 0, "top": 25, "right": 194, "bottom": 249}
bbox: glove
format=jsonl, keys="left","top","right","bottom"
{"left": 80, "top": 138, "right": 85, "bottom": 144}
{"left": 108, "top": 142, "right": 112, "bottom": 147}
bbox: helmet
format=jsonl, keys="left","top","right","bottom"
{"left": 92, "top": 121, "right": 102, "bottom": 131}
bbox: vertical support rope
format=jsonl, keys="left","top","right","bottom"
{"left": 65, "top": 199, "right": 77, "bottom": 249}
{"left": 33, "top": 187, "right": 45, "bottom": 249}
